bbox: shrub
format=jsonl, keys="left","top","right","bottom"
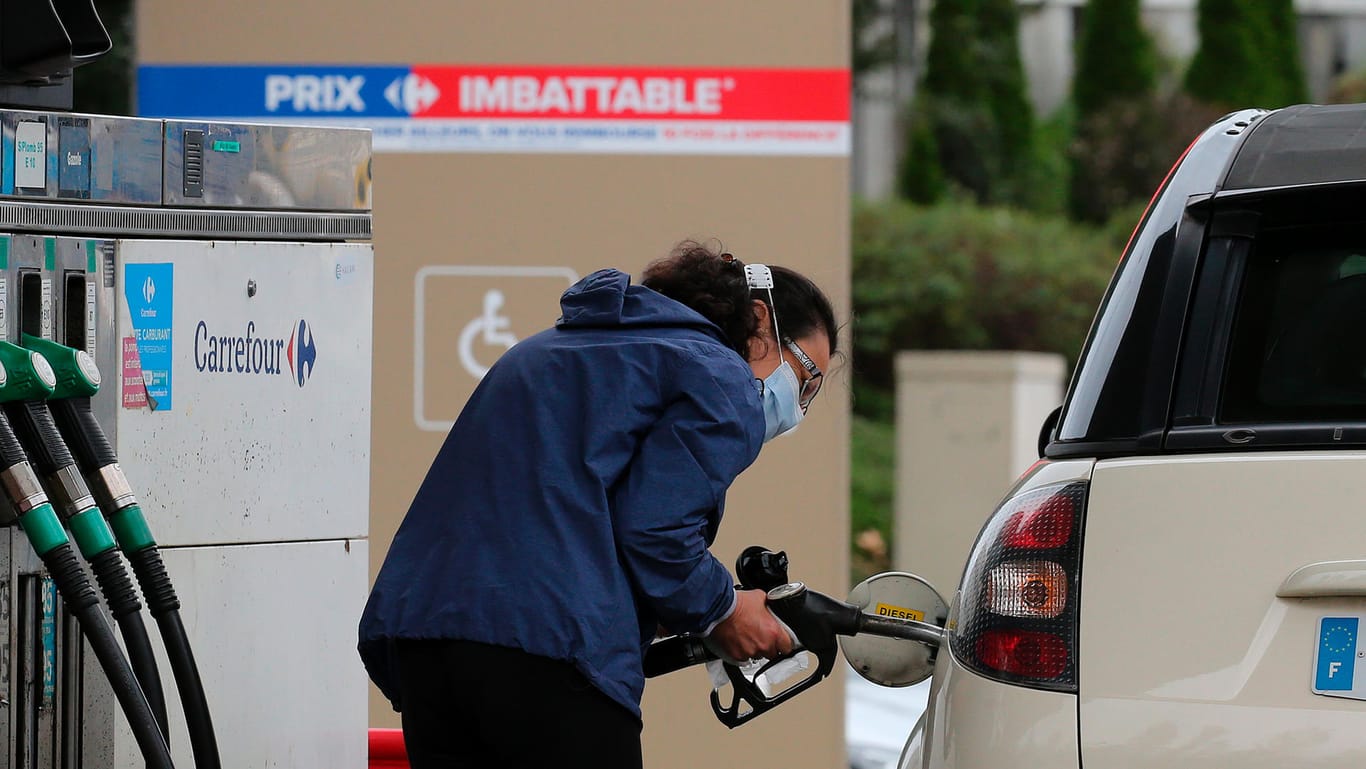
{"left": 850, "top": 200, "right": 1132, "bottom": 420}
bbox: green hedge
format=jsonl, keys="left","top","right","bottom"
{"left": 850, "top": 200, "right": 1138, "bottom": 421}
{"left": 848, "top": 201, "right": 1139, "bottom": 582}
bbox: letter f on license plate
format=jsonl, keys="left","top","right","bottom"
{"left": 1313, "top": 616, "right": 1365, "bottom": 699}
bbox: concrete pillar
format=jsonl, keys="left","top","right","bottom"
{"left": 894, "top": 351, "right": 1065, "bottom": 596}
{"left": 1018, "top": 1, "right": 1076, "bottom": 116}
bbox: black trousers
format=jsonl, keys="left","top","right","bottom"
{"left": 395, "top": 639, "right": 644, "bottom": 769}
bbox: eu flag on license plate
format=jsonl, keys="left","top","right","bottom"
{"left": 1316, "top": 617, "right": 1359, "bottom": 691}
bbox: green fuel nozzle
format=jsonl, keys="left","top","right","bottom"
{"left": 21, "top": 335, "right": 99, "bottom": 398}
{"left": 0, "top": 341, "right": 57, "bottom": 403}
{"left": 22, "top": 338, "right": 147, "bottom": 535}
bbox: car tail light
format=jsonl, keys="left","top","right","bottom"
{"left": 950, "top": 481, "right": 1086, "bottom": 692}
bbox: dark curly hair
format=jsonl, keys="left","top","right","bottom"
{"left": 641, "top": 240, "right": 838, "bottom": 361}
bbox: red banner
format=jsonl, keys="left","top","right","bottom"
{"left": 407, "top": 66, "right": 849, "bottom": 122}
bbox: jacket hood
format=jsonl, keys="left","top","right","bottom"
{"left": 557, "top": 269, "right": 730, "bottom": 344}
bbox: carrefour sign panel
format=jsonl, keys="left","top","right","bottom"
{"left": 137, "top": 64, "right": 850, "bottom": 156}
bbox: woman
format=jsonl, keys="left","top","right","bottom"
{"left": 359, "top": 240, "right": 838, "bottom": 767}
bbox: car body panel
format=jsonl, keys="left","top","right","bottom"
{"left": 895, "top": 458, "right": 1094, "bottom": 769}
{"left": 1079, "top": 453, "right": 1366, "bottom": 768}
{"left": 899, "top": 646, "right": 1078, "bottom": 769}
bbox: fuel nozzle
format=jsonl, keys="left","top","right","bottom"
{"left": 0, "top": 341, "right": 57, "bottom": 526}
{"left": 0, "top": 341, "right": 58, "bottom": 402}
{"left": 735, "top": 545, "right": 789, "bottom": 591}
{"left": 21, "top": 335, "right": 132, "bottom": 514}
{"left": 22, "top": 335, "right": 99, "bottom": 397}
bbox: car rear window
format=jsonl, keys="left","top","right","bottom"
{"left": 1223, "top": 225, "right": 1366, "bottom": 422}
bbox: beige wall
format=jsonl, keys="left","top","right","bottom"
{"left": 138, "top": 2, "right": 850, "bottom": 766}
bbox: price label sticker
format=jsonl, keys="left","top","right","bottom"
{"left": 15, "top": 121, "right": 46, "bottom": 190}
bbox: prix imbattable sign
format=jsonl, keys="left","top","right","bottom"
{"left": 137, "top": 64, "right": 850, "bottom": 156}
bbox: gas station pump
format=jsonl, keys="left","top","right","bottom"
{"left": 0, "top": 4, "right": 374, "bottom": 766}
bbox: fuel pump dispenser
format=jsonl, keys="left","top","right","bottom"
{"left": 0, "top": 6, "right": 374, "bottom": 765}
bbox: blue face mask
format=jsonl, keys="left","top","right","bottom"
{"left": 761, "top": 361, "right": 805, "bottom": 442}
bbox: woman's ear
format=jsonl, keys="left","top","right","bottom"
{"left": 751, "top": 298, "right": 772, "bottom": 335}
{"left": 747, "top": 299, "right": 777, "bottom": 363}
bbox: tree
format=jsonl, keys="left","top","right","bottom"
{"left": 1260, "top": 0, "right": 1309, "bottom": 106}
{"left": 1073, "top": 0, "right": 1156, "bottom": 116}
{"left": 977, "top": 0, "right": 1035, "bottom": 197}
{"left": 852, "top": 0, "right": 900, "bottom": 88}
{"left": 1069, "top": 0, "right": 1164, "bottom": 222}
{"left": 898, "top": 0, "right": 1035, "bottom": 206}
{"left": 1185, "top": 0, "right": 1306, "bottom": 110}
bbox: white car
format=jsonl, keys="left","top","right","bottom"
{"left": 898, "top": 103, "right": 1366, "bottom": 768}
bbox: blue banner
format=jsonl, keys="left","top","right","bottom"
{"left": 138, "top": 65, "right": 413, "bottom": 119}
{"left": 1316, "top": 617, "right": 1358, "bottom": 691}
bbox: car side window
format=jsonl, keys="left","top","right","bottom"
{"left": 1224, "top": 228, "right": 1366, "bottom": 422}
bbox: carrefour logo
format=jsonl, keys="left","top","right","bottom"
{"left": 384, "top": 73, "right": 439, "bottom": 114}
{"left": 193, "top": 319, "right": 318, "bottom": 388}
{"left": 288, "top": 319, "right": 316, "bottom": 388}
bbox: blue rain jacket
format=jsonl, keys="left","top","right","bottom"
{"left": 358, "top": 269, "right": 765, "bottom": 717}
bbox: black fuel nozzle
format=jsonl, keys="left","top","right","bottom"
{"left": 703, "top": 581, "right": 852, "bottom": 728}
{"left": 765, "top": 581, "right": 863, "bottom": 641}
{"left": 645, "top": 570, "right": 949, "bottom": 729}
{"left": 735, "top": 545, "right": 789, "bottom": 591}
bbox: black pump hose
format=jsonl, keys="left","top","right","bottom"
{"left": 3, "top": 400, "right": 172, "bottom": 744}
{"left": 0, "top": 412, "right": 174, "bottom": 769}
{"left": 91, "top": 547, "right": 171, "bottom": 745}
{"left": 48, "top": 544, "right": 175, "bottom": 769}
{"left": 49, "top": 396, "right": 222, "bottom": 769}
{"left": 126, "top": 545, "right": 220, "bottom": 769}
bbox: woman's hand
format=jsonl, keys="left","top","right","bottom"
{"left": 707, "top": 588, "right": 795, "bottom": 662}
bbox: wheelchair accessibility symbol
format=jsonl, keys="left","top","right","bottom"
{"left": 458, "top": 289, "right": 518, "bottom": 379}
{"left": 413, "top": 265, "right": 580, "bottom": 432}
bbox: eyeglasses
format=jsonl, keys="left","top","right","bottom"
{"left": 783, "top": 337, "right": 824, "bottom": 413}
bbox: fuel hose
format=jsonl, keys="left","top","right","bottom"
{"left": 0, "top": 346, "right": 174, "bottom": 769}
{"left": 28, "top": 336, "right": 222, "bottom": 769}
{"left": 1, "top": 341, "right": 170, "bottom": 750}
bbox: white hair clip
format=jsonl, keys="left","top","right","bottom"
{"left": 744, "top": 264, "right": 774, "bottom": 290}
{"left": 744, "top": 263, "right": 783, "bottom": 342}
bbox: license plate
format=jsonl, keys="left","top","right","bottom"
{"left": 1312, "top": 616, "right": 1366, "bottom": 700}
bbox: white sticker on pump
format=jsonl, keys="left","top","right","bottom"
{"left": 85, "top": 278, "right": 96, "bottom": 358}
{"left": 40, "top": 277, "right": 52, "bottom": 340}
{"left": 15, "top": 121, "right": 46, "bottom": 190}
